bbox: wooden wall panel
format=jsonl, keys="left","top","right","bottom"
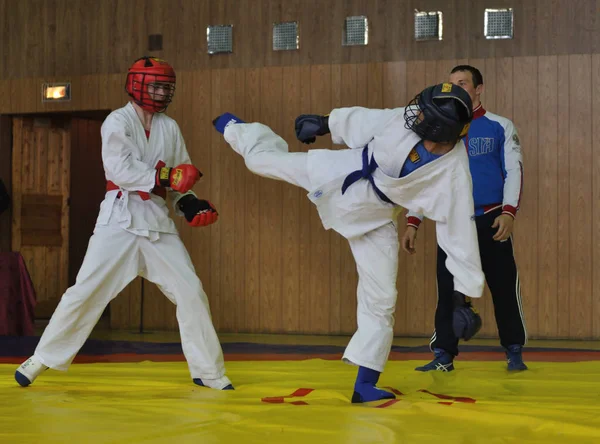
{"left": 281, "top": 65, "right": 304, "bottom": 334}
{"left": 537, "top": 56, "right": 559, "bottom": 337}
{"left": 0, "top": 0, "right": 598, "bottom": 79}
{"left": 512, "top": 57, "right": 539, "bottom": 338}
{"left": 556, "top": 54, "right": 571, "bottom": 338}
{"left": 593, "top": 54, "right": 600, "bottom": 339}
{"left": 568, "top": 55, "right": 593, "bottom": 338}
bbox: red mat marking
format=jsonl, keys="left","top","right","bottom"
{"left": 261, "top": 388, "right": 314, "bottom": 405}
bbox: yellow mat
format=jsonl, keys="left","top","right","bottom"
{"left": 2, "top": 359, "right": 600, "bottom": 443}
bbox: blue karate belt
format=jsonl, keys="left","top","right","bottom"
{"left": 341, "top": 146, "right": 395, "bottom": 205}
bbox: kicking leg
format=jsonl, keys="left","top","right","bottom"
{"left": 218, "top": 116, "right": 312, "bottom": 191}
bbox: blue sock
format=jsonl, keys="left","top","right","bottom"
{"left": 352, "top": 366, "right": 395, "bottom": 403}
{"left": 355, "top": 366, "right": 380, "bottom": 385}
{"left": 212, "top": 112, "right": 245, "bottom": 134}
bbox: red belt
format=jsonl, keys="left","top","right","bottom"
{"left": 106, "top": 181, "right": 167, "bottom": 200}
{"left": 106, "top": 161, "right": 168, "bottom": 200}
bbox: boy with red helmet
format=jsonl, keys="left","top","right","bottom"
{"left": 125, "top": 56, "right": 176, "bottom": 113}
{"left": 15, "top": 57, "right": 233, "bottom": 390}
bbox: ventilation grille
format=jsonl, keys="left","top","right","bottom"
{"left": 484, "top": 8, "right": 514, "bottom": 39}
{"left": 273, "top": 22, "right": 299, "bottom": 51}
{"left": 207, "top": 25, "right": 233, "bottom": 54}
{"left": 343, "top": 16, "right": 368, "bottom": 46}
{"left": 414, "top": 11, "right": 443, "bottom": 41}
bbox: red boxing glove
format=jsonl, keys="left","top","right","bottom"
{"left": 177, "top": 195, "right": 219, "bottom": 227}
{"left": 156, "top": 164, "right": 202, "bottom": 193}
{"left": 188, "top": 205, "right": 219, "bottom": 227}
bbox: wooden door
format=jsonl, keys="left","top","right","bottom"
{"left": 11, "top": 116, "right": 70, "bottom": 318}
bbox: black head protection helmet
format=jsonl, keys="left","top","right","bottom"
{"left": 404, "top": 83, "right": 473, "bottom": 143}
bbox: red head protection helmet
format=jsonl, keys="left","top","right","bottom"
{"left": 125, "top": 56, "right": 176, "bottom": 113}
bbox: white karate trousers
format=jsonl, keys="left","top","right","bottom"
{"left": 227, "top": 125, "right": 398, "bottom": 373}
{"left": 34, "top": 210, "right": 226, "bottom": 380}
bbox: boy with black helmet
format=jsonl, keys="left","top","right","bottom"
{"left": 212, "top": 82, "right": 483, "bottom": 403}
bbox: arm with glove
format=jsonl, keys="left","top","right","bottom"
{"left": 294, "top": 114, "right": 331, "bottom": 144}
{"left": 295, "top": 107, "right": 398, "bottom": 148}
{"left": 169, "top": 123, "right": 218, "bottom": 227}
{"left": 176, "top": 194, "right": 218, "bottom": 227}
{"left": 154, "top": 163, "right": 202, "bottom": 194}
{"left": 102, "top": 116, "right": 201, "bottom": 195}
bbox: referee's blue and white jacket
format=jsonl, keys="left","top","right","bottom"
{"left": 407, "top": 105, "right": 523, "bottom": 227}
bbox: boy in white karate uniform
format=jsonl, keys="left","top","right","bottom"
{"left": 16, "top": 57, "right": 233, "bottom": 391}
{"left": 213, "top": 82, "right": 484, "bottom": 402}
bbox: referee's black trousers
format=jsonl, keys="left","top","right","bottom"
{"left": 431, "top": 209, "right": 527, "bottom": 356}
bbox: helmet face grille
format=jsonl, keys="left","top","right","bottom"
{"left": 403, "top": 95, "right": 442, "bottom": 141}
{"left": 403, "top": 96, "right": 421, "bottom": 132}
{"left": 126, "top": 72, "right": 176, "bottom": 113}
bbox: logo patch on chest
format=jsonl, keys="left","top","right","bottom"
{"left": 409, "top": 148, "right": 421, "bottom": 163}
